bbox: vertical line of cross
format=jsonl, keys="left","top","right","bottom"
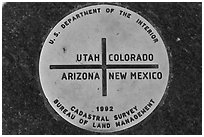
{"left": 102, "top": 38, "right": 107, "bottom": 96}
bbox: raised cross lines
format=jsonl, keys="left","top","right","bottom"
{"left": 49, "top": 38, "right": 159, "bottom": 96}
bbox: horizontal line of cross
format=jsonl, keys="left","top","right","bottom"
{"left": 49, "top": 64, "right": 159, "bottom": 69}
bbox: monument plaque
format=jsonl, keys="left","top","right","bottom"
{"left": 39, "top": 4, "right": 169, "bottom": 132}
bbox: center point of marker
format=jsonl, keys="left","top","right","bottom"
{"left": 102, "top": 65, "right": 107, "bottom": 70}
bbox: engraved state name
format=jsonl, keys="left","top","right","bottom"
{"left": 76, "top": 53, "right": 154, "bottom": 62}
{"left": 61, "top": 71, "right": 162, "bottom": 80}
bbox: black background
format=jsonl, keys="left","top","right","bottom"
{"left": 2, "top": 2, "right": 202, "bottom": 134}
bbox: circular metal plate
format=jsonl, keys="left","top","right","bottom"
{"left": 39, "top": 4, "right": 169, "bottom": 133}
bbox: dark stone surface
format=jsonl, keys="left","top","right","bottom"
{"left": 2, "top": 2, "right": 202, "bottom": 135}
